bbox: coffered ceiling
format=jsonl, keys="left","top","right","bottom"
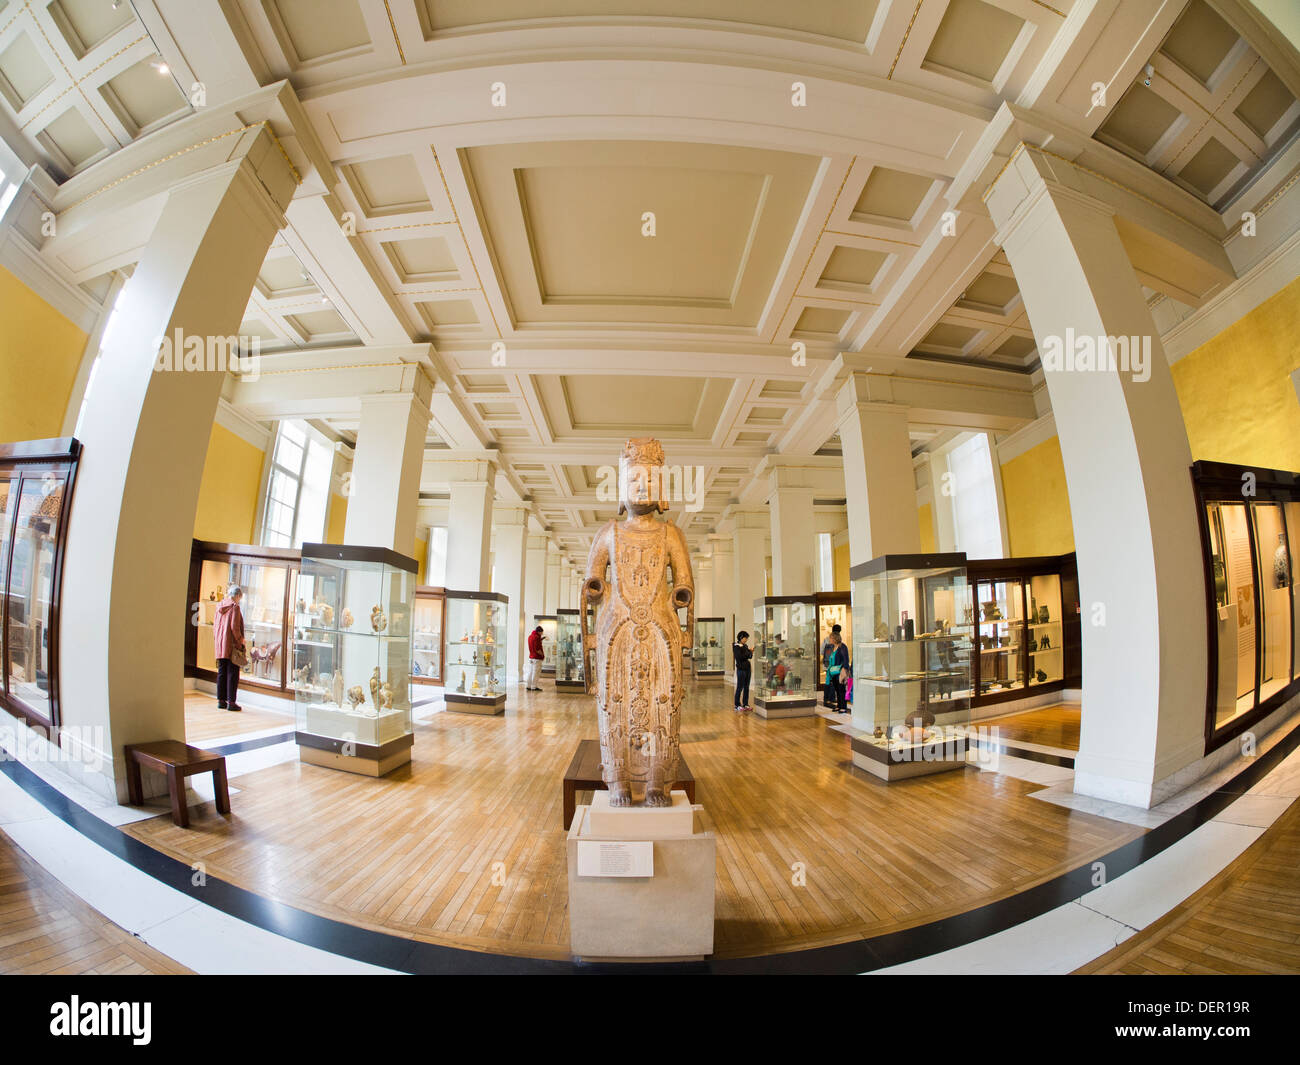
{"left": 6, "top": 0, "right": 1299, "bottom": 559}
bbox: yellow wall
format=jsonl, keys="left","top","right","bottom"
{"left": 192, "top": 423, "right": 265, "bottom": 544}
{"left": 918, "top": 503, "right": 937, "bottom": 553}
{"left": 1000, "top": 436, "right": 1076, "bottom": 557}
{"left": 833, "top": 540, "right": 850, "bottom": 590}
{"left": 414, "top": 537, "right": 427, "bottom": 584}
{"left": 0, "top": 265, "right": 88, "bottom": 443}
{"left": 1171, "top": 274, "right": 1300, "bottom": 470}
{"left": 325, "top": 493, "right": 348, "bottom": 544}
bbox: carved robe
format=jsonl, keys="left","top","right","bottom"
{"left": 584, "top": 518, "right": 693, "bottom": 790}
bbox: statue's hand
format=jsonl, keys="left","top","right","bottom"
{"left": 671, "top": 586, "right": 692, "bottom": 609}
{"left": 584, "top": 577, "right": 606, "bottom": 600}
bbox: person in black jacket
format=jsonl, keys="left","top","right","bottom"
{"left": 733, "top": 631, "right": 753, "bottom": 713}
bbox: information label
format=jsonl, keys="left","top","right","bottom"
{"left": 576, "top": 840, "right": 654, "bottom": 878}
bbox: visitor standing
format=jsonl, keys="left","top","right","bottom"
{"left": 213, "top": 584, "right": 246, "bottom": 713}
{"left": 821, "top": 622, "right": 841, "bottom": 706}
{"left": 825, "top": 631, "right": 849, "bottom": 713}
{"left": 525, "top": 624, "right": 545, "bottom": 690}
{"left": 733, "top": 630, "right": 753, "bottom": 713}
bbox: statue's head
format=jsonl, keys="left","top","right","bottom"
{"left": 619, "top": 437, "right": 668, "bottom": 516}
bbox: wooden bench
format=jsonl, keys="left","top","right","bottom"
{"left": 124, "top": 741, "right": 230, "bottom": 829}
{"left": 562, "top": 739, "right": 696, "bottom": 830}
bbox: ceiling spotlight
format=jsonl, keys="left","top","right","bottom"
{"left": 1143, "top": 63, "right": 1154, "bottom": 88}
{"left": 149, "top": 59, "right": 170, "bottom": 75}
{"left": 321, "top": 295, "right": 329, "bottom": 303}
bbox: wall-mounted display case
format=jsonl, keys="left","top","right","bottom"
{"left": 533, "top": 614, "right": 557, "bottom": 675}
{"left": 445, "top": 590, "right": 508, "bottom": 714}
{"left": 752, "top": 596, "right": 818, "bottom": 717}
{"left": 555, "top": 608, "right": 586, "bottom": 691}
{"left": 814, "top": 591, "right": 852, "bottom": 693}
{"left": 0, "top": 438, "right": 80, "bottom": 732}
{"left": 965, "top": 554, "right": 1080, "bottom": 711}
{"left": 411, "top": 586, "right": 444, "bottom": 686}
{"left": 848, "top": 553, "right": 972, "bottom": 780}
{"left": 292, "top": 543, "right": 417, "bottom": 777}
{"left": 692, "top": 617, "right": 726, "bottom": 680}
{"left": 1193, "top": 462, "right": 1299, "bottom": 752}
{"left": 187, "top": 540, "right": 300, "bottom": 700}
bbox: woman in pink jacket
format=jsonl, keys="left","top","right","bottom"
{"left": 213, "top": 585, "right": 246, "bottom": 712}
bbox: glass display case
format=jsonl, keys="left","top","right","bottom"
{"left": 692, "top": 617, "right": 726, "bottom": 680}
{"left": 0, "top": 439, "right": 80, "bottom": 731}
{"left": 411, "top": 586, "right": 444, "bottom": 686}
{"left": 814, "top": 592, "right": 852, "bottom": 694}
{"left": 555, "top": 608, "right": 586, "bottom": 691}
{"left": 445, "top": 590, "right": 508, "bottom": 714}
{"left": 973, "top": 575, "right": 1026, "bottom": 698}
{"left": 187, "top": 540, "right": 299, "bottom": 699}
{"left": 847, "top": 553, "right": 972, "bottom": 780}
{"left": 292, "top": 543, "right": 417, "bottom": 776}
{"left": 533, "top": 614, "right": 557, "bottom": 675}
{"left": 752, "top": 596, "right": 818, "bottom": 717}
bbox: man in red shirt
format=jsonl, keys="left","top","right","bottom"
{"left": 525, "top": 625, "right": 546, "bottom": 690}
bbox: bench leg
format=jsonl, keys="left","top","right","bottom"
{"left": 563, "top": 781, "right": 576, "bottom": 831}
{"left": 125, "top": 755, "right": 143, "bottom": 806}
{"left": 166, "top": 765, "right": 188, "bottom": 829}
{"left": 212, "top": 762, "right": 230, "bottom": 816}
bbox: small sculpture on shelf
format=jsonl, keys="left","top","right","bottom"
{"left": 319, "top": 602, "right": 335, "bottom": 627}
{"left": 369, "top": 666, "right": 381, "bottom": 709}
{"left": 456, "top": 674, "right": 466, "bottom": 694}
{"left": 1275, "top": 533, "right": 1290, "bottom": 589}
{"left": 341, "top": 607, "right": 354, "bottom": 628}
{"left": 332, "top": 671, "right": 344, "bottom": 708}
{"left": 347, "top": 685, "right": 365, "bottom": 711}
{"left": 293, "top": 663, "right": 310, "bottom": 689}
{"left": 371, "top": 605, "right": 388, "bottom": 633}
{"left": 379, "top": 682, "right": 393, "bottom": 710}
{"left": 1039, "top": 634, "right": 1051, "bottom": 650}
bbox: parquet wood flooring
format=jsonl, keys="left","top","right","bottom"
{"left": 0, "top": 828, "right": 191, "bottom": 975}
{"left": 1077, "top": 796, "right": 1300, "bottom": 974}
{"left": 976, "top": 703, "right": 1082, "bottom": 751}
{"left": 128, "top": 683, "right": 1140, "bottom": 960}
{"left": 183, "top": 691, "right": 294, "bottom": 744}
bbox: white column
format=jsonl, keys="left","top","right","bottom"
{"left": 446, "top": 473, "right": 493, "bottom": 591}
{"left": 709, "top": 536, "right": 736, "bottom": 648}
{"left": 491, "top": 507, "right": 528, "bottom": 684}
{"left": 768, "top": 470, "right": 817, "bottom": 595}
{"left": 343, "top": 390, "right": 431, "bottom": 552}
{"left": 987, "top": 146, "right": 1207, "bottom": 808}
{"left": 525, "top": 535, "right": 548, "bottom": 624}
{"left": 60, "top": 137, "right": 295, "bottom": 801}
{"left": 544, "top": 552, "right": 560, "bottom": 613}
{"left": 836, "top": 376, "right": 922, "bottom": 564}
{"left": 695, "top": 556, "right": 714, "bottom": 617}
{"left": 731, "top": 510, "right": 768, "bottom": 631}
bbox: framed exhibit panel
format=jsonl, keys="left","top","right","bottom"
{"left": 186, "top": 540, "right": 300, "bottom": 699}
{"left": 814, "top": 591, "right": 851, "bottom": 690}
{"left": 555, "top": 608, "right": 585, "bottom": 691}
{"left": 412, "top": 586, "right": 445, "bottom": 686}
{"left": 1193, "top": 462, "right": 1299, "bottom": 752}
{"left": 752, "top": 596, "right": 817, "bottom": 713}
{"left": 0, "top": 438, "right": 80, "bottom": 732}
{"left": 445, "top": 590, "right": 508, "bottom": 714}
{"left": 848, "top": 553, "right": 972, "bottom": 779}
{"left": 533, "top": 614, "right": 557, "bottom": 675}
{"left": 292, "top": 543, "right": 417, "bottom": 776}
{"left": 964, "top": 554, "right": 1080, "bottom": 710}
{"left": 692, "top": 617, "right": 726, "bottom": 680}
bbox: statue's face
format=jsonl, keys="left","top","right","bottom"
{"left": 620, "top": 459, "right": 663, "bottom": 514}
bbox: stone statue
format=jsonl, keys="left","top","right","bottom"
{"left": 582, "top": 438, "right": 694, "bottom": 807}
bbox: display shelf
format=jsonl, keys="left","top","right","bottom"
{"left": 411, "top": 586, "right": 444, "bottom": 685}
{"left": 533, "top": 614, "right": 557, "bottom": 674}
{"left": 444, "top": 590, "right": 509, "bottom": 714}
{"left": 752, "top": 596, "right": 818, "bottom": 717}
{"left": 692, "top": 617, "right": 726, "bottom": 680}
{"left": 554, "top": 608, "right": 586, "bottom": 691}
{"left": 849, "top": 553, "right": 972, "bottom": 773}
{"left": 292, "top": 543, "right": 417, "bottom": 777}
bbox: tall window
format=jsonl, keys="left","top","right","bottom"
{"left": 261, "top": 421, "right": 332, "bottom": 548}
{"left": 945, "top": 433, "right": 1003, "bottom": 560}
{"left": 817, "top": 532, "right": 834, "bottom": 592}
{"left": 427, "top": 527, "right": 448, "bottom": 586}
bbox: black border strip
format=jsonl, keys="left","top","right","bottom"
{"left": 1, "top": 714, "right": 1296, "bottom": 974}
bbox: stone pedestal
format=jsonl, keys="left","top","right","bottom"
{"left": 567, "top": 794, "right": 716, "bottom": 961}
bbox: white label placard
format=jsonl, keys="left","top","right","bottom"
{"left": 577, "top": 840, "right": 653, "bottom": 878}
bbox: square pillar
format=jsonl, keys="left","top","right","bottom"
{"left": 446, "top": 470, "right": 494, "bottom": 591}
{"left": 343, "top": 389, "right": 431, "bottom": 552}
{"left": 492, "top": 507, "right": 528, "bottom": 683}
{"left": 768, "top": 471, "right": 817, "bottom": 596}
{"left": 545, "top": 552, "right": 560, "bottom": 613}
{"left": 525, "top": 535, "right": 548, "bottom": 623}
{"left": 730, "top": 510, "right": 768, "bottom": 629}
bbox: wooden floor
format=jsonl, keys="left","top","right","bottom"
{"left": 125, "top": 684, "right": 1141, "bottom": 961}
{"left": 977, "top": 703, "right": 1082, "bottom": 752}
{"left": 183, "top": 691, "right": 294, "bottom": 745}
{"left": 0, "top": 828, "right": 190, "bottom": 975}
{"left": 1079, "top": 795, "right": 1300, "bottom": 974}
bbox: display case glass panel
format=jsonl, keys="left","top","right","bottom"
{"left": 4, "top": 475, "right": 66, "bottom": 721}
{"left": 1288, "top": 501, "right": 1300, "bottom": 681}
{"left": 194, "top": 556, "right": 290, "bottom": 688}
{"left": 445, "top": 592, "right": 508, "bottom": 705}
{"left": 0, "top": 476, "right": 14, "bottom": 688}
{"left": 533, "top": 614, "right": 557, "bottom": 674}
{"left": 292, "top": 545, "right": 416, "bottom": 760}
{"left": 412, "top": 587, "right": 444, "bottom": 685}
{"left": 753, "top": 597, "right": 817, "bottom": 706}
{"left": 1025, "top": 573, "right": 1064, "bottom": 687}
{"left": 1253, "top": 502, "right": 1292, "bottom": 702}
{"left": 850, "top": 555, "right": 972, "bottom": 740}
{"left": 693, "top": 617, "right": 726, "bottom": 677}
{"left": 555, "top": 608, "right": 585, "bottom": 688}
{"left": 1205, "top": 501, "right": 1257, "bottom": 729}
{"left": 974, "top": 577, "right": 1025, "bottom": 696}
{"left": 815, "top": 594, "right": 852, "bottom": 688}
